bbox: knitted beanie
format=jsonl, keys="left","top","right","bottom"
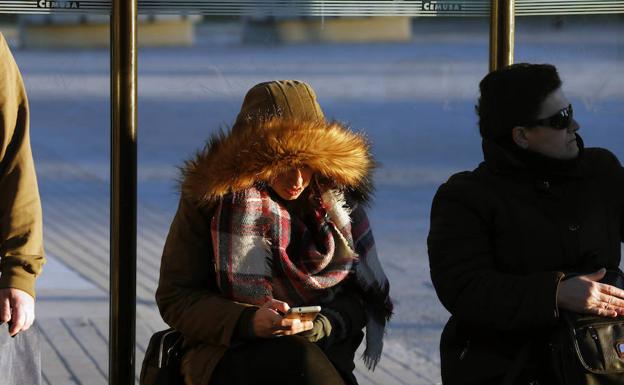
{"left": 233, "top": 80, "right": 324, "bottom": 132}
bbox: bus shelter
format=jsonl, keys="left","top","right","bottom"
{"left": 0, "top": 1, "right": 622, "bottom": 384}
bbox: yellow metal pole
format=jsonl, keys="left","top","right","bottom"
{"left": 489, "top": 0, "right": 515, "bottom": 72}
{"left": 110, "top": 0, "right": 137, "bottom": 384}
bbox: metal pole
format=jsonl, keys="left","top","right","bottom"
{"left": 110, "top": 0, "right": 137, "bottom": 384}
{"left": 489, "top": 0, "right": 515, "bottom": 72}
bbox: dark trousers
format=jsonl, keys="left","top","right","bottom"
{"left": 208, "top": 335, "right": 357, "bottom": 385}
{"left": 0, "top": 323, "right": 42, "bottom": 385}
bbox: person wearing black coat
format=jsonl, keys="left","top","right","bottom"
{"left": 427, "top": 63, "right": 624, "bottom": 385}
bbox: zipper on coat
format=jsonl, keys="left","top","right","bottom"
{"left": 459, "top": 340, "right": 470, "bottom": 360}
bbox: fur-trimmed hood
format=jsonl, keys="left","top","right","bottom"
{"left": 181, "top": 118, "right": 375, "bottom": 206}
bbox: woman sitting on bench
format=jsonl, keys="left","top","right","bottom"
{"left": 156, "top": 80, "right": 393, "bottom": 385}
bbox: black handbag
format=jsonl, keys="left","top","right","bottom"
{"left": 140, "top": 328, "right": 185, "bottom": 385}
{"left": 549, "top": 270, "right": 624, "bottom": 385}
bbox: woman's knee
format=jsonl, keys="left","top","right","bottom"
{"left": 262, "top": 337, "right": 346, "bottom": 385}
{"left": 211, "top": 336, "right": 346, "bottom": 385}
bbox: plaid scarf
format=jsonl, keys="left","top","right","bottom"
{"left": 212, "top": 186, "right": 392, "bottom": 369}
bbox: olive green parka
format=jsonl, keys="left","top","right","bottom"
{"left": 156, "top": 116, "right": 376, "bottom": 385}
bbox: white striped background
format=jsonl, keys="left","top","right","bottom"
{"left": 0, "top": 0, "right": 623, "bottom": 16}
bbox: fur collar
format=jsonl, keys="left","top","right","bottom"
{"left": 181, "top": 118, "right": 375, "bottom": 206}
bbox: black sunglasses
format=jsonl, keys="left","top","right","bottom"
{"left": 529, "top": 104, "right": 573, "bottom": 130}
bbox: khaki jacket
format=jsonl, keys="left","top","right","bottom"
{"left": 156, "top": 196, "right": 254, "bottom": 385}
{"left": 0, "top": 33, "right": 44, "bottom": 299}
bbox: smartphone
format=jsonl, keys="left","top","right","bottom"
{"left": 284, "top": 306, "right": 321, "bottom": 322}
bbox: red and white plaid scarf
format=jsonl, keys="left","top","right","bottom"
{"left": 212, "top": 186, "right": 356, "bottom": 306}
{"left": 212, "top": 185, "right": 392, "bottom": 369}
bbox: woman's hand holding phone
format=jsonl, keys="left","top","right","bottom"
{"left": 252, "top": 299, "right": 315, "bottom": 338}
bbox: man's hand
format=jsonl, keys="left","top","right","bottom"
{"left": 557, "top": 268, "right": 624, "bottom": 318}
{"left": 252, "top": 299, "right": 313, "bottom": 338}
{"left": 0, "top": 288, "right": 35, "bottom": 336}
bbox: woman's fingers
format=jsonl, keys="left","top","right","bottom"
{"left": 584, "top": 291, "right": 621, "bottom": 317}
{"left": 272, "top": 318, "right": 314, "bottom": 336}
{"left": 264, "top": 299, "right": 290, "bottom": 315}
{"left": 594, "top": 284, "right": 624, "bottom": 317}
{"left": 274, "top": 318, "right": 302, "bottom": 335}
{"left": 259, "top": 300, "right": 316, "bottom": 337}
{"left": 597, "top": 292, "right": 624, "bottom": 311}
{"left": 270, "top": 319, "right": 291, "bottom": 333}
{"left": 594, "top": 300, "right": 618, "bottom": 318}
{"left": 600, "top": 283, "right": 624, "bottom": 301}
{"left": 301, "top": 320, "right": 314, "bottom": 332}
{"left": 258, "top": 300, "right": 316, "bottom": 337}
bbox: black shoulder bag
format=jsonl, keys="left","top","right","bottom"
{"left": 140, "top": 328, "right": 185, "bottom": 385}
{"left": 549, "top": 270, "right": 624, "bottom": 385}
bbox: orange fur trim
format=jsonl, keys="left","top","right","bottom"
{"left": 181, "top": 118, "right": 374, "bottom": 205}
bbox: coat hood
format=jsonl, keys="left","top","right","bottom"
{"left": 181, "top": 118, "right": 375, "bottom": 206}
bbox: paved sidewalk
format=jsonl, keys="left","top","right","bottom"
{"left": 36, "top": 254, "right": 169, "bottom": 385}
